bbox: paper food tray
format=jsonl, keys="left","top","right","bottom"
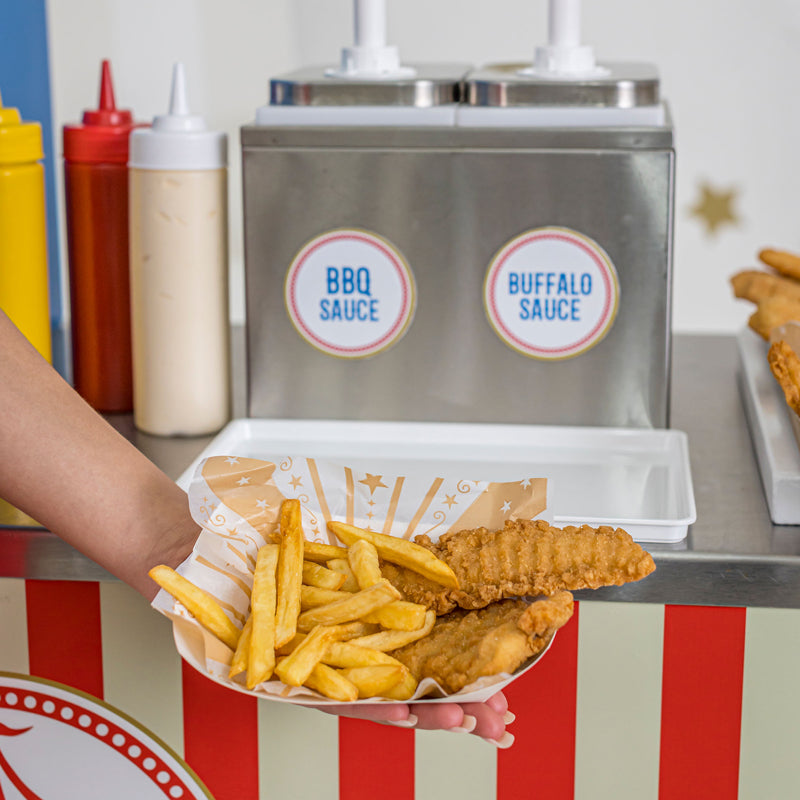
{"left": 157, "top": 451, "right": 562, "bottom": 705}
{"left": 178, "top": 418, "right": 696, "bottom": 543}
{"left": 738, "top": 327, "right": 800, "bottom": 524}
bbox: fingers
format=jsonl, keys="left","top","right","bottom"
{"left": 313, "top": 702, "right": 413, "bottom": 725}
{"left": 310, "top": 691, "right": 516, "bottom": 747}
{"left": 461, "top": 703, "right": 506, "bottom": 745}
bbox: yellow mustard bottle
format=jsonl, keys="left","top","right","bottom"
{"left": 0, "top": 90, "right": 52, "bottom": 362}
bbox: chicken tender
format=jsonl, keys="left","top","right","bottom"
{"left": 731, "top": 270, "right": 800, "bottom": 305}
{"left": 768, "top": 340, "right": 800, "bottom": 417}
{"left": 392, "top": 592, "right": 574, "bottom": 694}
{"left": 381, "top": 519, "right": 655, "bottom": 614}
{"left": 759, "top": 249, "right": 800, "bottom": 282}
{"left": 748, "top": 296, "right": 800, "bottom": 340}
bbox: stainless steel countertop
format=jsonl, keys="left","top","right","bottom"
{"left": 3, "top": 332, "right": 800, "bottom": 608}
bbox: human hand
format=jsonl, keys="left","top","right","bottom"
{"left": 315, "top": 690, "right": 514, "bottom": 747}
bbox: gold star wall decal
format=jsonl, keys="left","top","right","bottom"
{"left": 689, "top": 181, "right": 741, "bottom": 236}
{"left": 359, "top": 474, "right": 387, "bottom": 494}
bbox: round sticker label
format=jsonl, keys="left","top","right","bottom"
{"left": 484, "top": 227, "right": 620, "bottom": 360}
{"left": 285, "top": 229, "right": 416, "bottom": 359}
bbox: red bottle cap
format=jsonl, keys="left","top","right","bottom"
{"left": 63, "top": 60, "right": 142, "bottom": 164}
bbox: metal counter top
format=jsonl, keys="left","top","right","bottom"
{"left": 3, "top": 332, "right": 800, "bottom": 608}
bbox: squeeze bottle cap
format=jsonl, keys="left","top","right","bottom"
{"left": 129, "top": 63, "right": 227, "bottom": 171}
{"left": 0, "top": 89, "right": 44, "bottom": 165}
{"left": 63, "top": 60, "right": 141, "bottom": 164}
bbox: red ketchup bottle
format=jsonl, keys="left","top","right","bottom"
{"left": 63, "top": 60, "right": 143, "bottom": 412}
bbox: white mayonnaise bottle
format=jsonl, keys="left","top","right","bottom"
{"left": 129, "top": 63, "right": 230, "bottom": 436}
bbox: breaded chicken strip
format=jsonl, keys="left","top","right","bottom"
{"left": 759, "top": 249, "right": 800, "bottom": 282}
{"left": 381, "top": 519, "right": 655, "bottom": 614}
{"left": 731, "top": 270, "right": 800, "bottom": 305}
{"left": 768, "top": 340, "right": 800, "bottom": 417}
{"left": 392, "top": 592, "right": 574, "bottom": 694}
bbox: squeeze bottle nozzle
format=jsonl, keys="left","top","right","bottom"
{"left": 129, "top": 63, "right": 226, "bottom": 170}
{"left": 327, "top": 0, "right": 414, "bottom": 79}
{"left": 528, "top": 0, "right": 609, "bottom": 78}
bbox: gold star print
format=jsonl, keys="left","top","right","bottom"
{"left": 289, "top": 475, "right": 303, "bottom": 490}
{"left": 689, "top": 181, "right": 740, "bottom": 236}
{"left": 360, "top": 474, "right": 387, "bottom": 495}
{"left": 443, "top": 494, "right": 458, "bottom": 509}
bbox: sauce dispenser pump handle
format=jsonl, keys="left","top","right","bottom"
{"left": 326, "top": 0, "right": 415, "bottom": 79}
{"left": 531, "top": 0, "right": 608, "bottom": 78}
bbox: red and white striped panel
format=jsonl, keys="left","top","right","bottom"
{"left": 2, "top": 578, "right": 800, "bottom": 799}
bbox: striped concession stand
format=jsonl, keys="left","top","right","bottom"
{"left": 2, "top": 578, "right": 800, "bottom": 799}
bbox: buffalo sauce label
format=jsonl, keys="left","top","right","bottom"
{"left": 284, "top": 229, "right": 416, "bottom": 358}
{"left": 483, "top": 227, "right": 620, "bottom": 360}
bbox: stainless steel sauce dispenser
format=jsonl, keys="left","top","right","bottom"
{"left": 241, "top": 0, "right": 675, "bottom": 428}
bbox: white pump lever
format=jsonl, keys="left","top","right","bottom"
{"left": 327, "top": 0, "right": 415, "bottom": 79}
{"left": 527, "top": 0, "right": 608, "bottom": 78}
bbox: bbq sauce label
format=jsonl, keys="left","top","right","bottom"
{"left": 284, "top": 229, "right": 416, "bottom": 358}
{"left": 483, "top": 227, "right": 620, "bottom": 360}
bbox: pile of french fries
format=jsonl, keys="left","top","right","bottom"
{"left": 149, "top": 499, "right": 459, "bottom": 702}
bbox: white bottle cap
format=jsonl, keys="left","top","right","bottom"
{"left": 129, "top": 63, "right": 227, "bottom": 170}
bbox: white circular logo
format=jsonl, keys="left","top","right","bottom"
{"left": 285, "top": 229, "right": 416, "bottom": 359}
{"left": 0, "top": 673, "right": 210, "bottom": 798}
{"left": 484, "top": 227, "right": 619, "bottom": 360}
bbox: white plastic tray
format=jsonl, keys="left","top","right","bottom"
{"left": 178, "top": 418, "right": 695, "bottom": 543}
{"left": 738, "top": 328, "right": 800, "bottom": 524}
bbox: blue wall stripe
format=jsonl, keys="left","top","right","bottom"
{"left": 0, "top": 0, "right": 68, "bottom": 377}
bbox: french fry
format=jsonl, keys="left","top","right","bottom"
{"left": 328, "top": 521, "right": 459, "bottom": 589}
{"left": 276, "top": 632, "right": 307, "bottom": 656}
{"left": 275, "top": 625, "right": 341, "bottom": 686}
{"left": 301, "top": 585, "right": 352, "bottom": 610}
{"left": 302, "top": 561, "right": 347, "bottom": 591}
{"left": 334, "top": 620, "right": 380, "bottom": 640}
{"left": 350, "top": 610, "right": 436, "bottom": 652}
{"left": 304, "top": 663, "right": 359, "bottom": 702}
{"left": 323, "top": 641, "right": 403, "bottom": 669}
{"left": 248, "top": 544, "right": 280, "bottom": 689}
{"left": 347, "top": 539, "right": 382, "bottom": 588}
{"left": 296, "top": 580, "right": 401, "bottom": 632}
{"left": 303, "top": 541, "right": 349, "bottom": 563}
{"left": 362, "top": 600, "right": 428, "bottom": 631}
{"left": 326, "top": 558, "right": 360, "bottom": 592}
{"left": 339, "top": 665, "right": 405, "bottom": 698}
{"left": 380, "top": 667, "right": 418, "bottom": 701}
{"left": 229, "top": 614, "right": 253, "bottom": 679}
{"left": 275, "top": 499, "right": 305, "bottom": 647}
{"left": 347, "top": 540, "right": 427, "bottom": 630}
{"left": 149, "top": 565, "right": 240, "bottom": 651}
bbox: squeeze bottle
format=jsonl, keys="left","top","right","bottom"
{"left": 128, "top": 63, "right": 230, "bottom": 436}
{"left": 63, "top": 61, "right": 142, "bottom": 411}
{"left": 0, "top": 90, "right": 52, "bottom": 362}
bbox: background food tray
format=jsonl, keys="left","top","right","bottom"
{"left": 178, "top": 418, "right": 695, "bottom": 543}
{"left": 738, "top": 328, "right": 800, "bottom": 524}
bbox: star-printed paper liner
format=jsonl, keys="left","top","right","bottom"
{"left": 152, "top": 455, "right": 553, "bottom": 704}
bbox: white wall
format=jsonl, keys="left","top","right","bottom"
{"left": 46, "top": 0, "right": 800, "bottom": 333}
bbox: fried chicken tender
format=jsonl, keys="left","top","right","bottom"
{"left": 759, "top": 249, "right": 800, "bottom": 282}
{"left": 392, "top": 592, "right": 574, "bottom": 694}
{"left": 381, "top": 519, "right": 655, "bottom": 614}
{"left": 768, "top": 340, "right": 800, "bottom": 417}
{"left": 748, "top": 296, "right": 800, "bottom": 340}
{"left": 731, "top": 270, "right": 800, "bottom": 305}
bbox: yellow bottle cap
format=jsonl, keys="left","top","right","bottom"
{"left": 0, "top": 90, "right": 44, "bottom": 164}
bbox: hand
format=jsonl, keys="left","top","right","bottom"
{"left": 315, "top": 690, "right": 514, "bottom": 747}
